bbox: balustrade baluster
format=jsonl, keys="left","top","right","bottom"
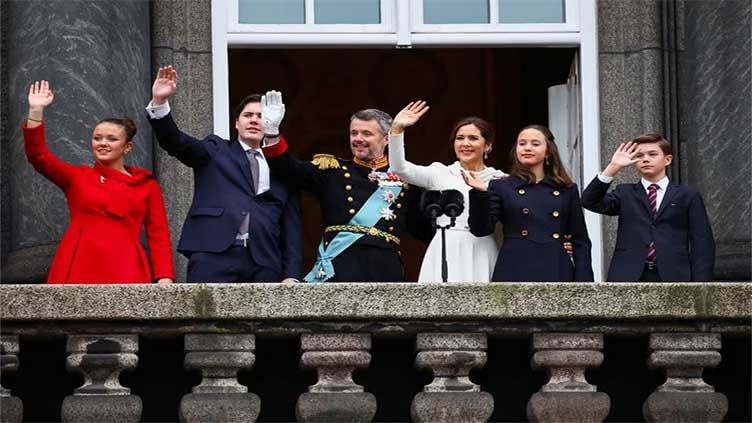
{"left": 643, "top": 333, "right": 728, "bottom": 422}
{"left": 296, "top": 333, "right": 376, "bottom": 422}
{"left": 179, "top": 334, "right": 259, "bottom": 423}
{"left": 526, "top": 333, "right": 610, "bottom": 423}
{"left": 0, "top": 335, "right": 22, "bottom": 423}
{"left": 61, "top": 334, "right": 141, "bottom": 423}
{"left": 411, "top": 333, "right": 493, "bottom": 423}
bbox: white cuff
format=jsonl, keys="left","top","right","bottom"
{"left": 145, "top": 100, "right": 171, "bottom": 119}
{"left": 597, "top": 173, "right": 614, "bottom": 183}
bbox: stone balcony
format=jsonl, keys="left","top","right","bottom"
{"left": 1, "top": 283, "right": 750, "bottom": 422}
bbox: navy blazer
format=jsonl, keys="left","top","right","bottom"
{"left": 581, "top": 177, "right": 714, "bottom": 281}
{"left": 148, "top": 113, "right": 302, "bottom": 279}
{"left": 469, "top": 176, "right": 594, "bottom": 282}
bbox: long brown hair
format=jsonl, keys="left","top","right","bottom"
{"left": 508, "top": 124, "right": 574, "bottom": 188}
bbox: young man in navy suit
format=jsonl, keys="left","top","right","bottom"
{"left": 581, "top": 134, "right": 714, "bottom": 282}
{"left": 145, "top": 66, "right": 302, "bottom": 283}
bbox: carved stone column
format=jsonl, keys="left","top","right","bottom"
{"left": 411, "top": 333, "right": 493, "bottom": 423}
{"left": 179, "top": 334, "right": 259, "bottom": 423}
{"left": 61, "top": 335, "right": 141, "bottom": 423}
{"left": 643, "top": 333, "right": 728, "bottom": 422}
{"left": 526, "top": 333, "right": 610, "bottom": 423}
{"left": 296, "top": 333, "right": 376, "bottom": 423}
{"left": 0, "top": 335, "right": 22, "bottom": 423}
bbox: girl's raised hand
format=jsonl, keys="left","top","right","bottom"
{"left": 28, "top": 80, "right": 54, "bottom": 110}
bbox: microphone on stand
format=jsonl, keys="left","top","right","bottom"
{"left": 420, "top": 189, "right": 465, "bottom": 282}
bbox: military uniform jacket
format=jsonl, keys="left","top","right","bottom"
{"left": 469, "top": 175, "right": 594, "bottom": 282}
{"left": 263, "top": 137, "right": 415, "bottom": 252}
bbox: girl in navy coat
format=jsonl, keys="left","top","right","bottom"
{"left": 463, "top": 125, "right": 594, "bottom": 282}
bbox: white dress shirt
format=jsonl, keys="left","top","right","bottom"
{"left": 597, "top": 173, "right": 669, "bottom": 210}
{"left": 146, "top": 99, "right": 270, "bottom": 194}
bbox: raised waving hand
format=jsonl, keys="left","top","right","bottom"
{"left": 602, "top": 141, "right": 639, "bottom": 177}
{"left": 461, "top": 169, "right": 488, "bottom": 192}
{"left": 152, "top": 65, "right": 178, "bottom": 105}
{"left": 27, "top": 80, "right": 54, "bottom": 127}
{"left": 390, "top": 100, "right": 429, "bottom": 135}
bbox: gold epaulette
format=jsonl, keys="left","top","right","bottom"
{"left": 311, "top": 154, "right": 340, "bottom": 170}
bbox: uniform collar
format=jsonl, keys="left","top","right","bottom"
{"left": 353, "top": 155, "right": 388, "bottom": 169}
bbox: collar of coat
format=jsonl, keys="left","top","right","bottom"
{"left": 94, "top": 162, "right": 154, "bottom": 185}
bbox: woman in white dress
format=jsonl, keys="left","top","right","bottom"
{"left": 389, "top": 101, "right": 505, "bottom": 282}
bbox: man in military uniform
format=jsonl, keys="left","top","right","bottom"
{"left": 262, "top": 96, "right": 426, "bottom": 282}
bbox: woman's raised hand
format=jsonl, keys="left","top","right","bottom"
{"left": 461, "top": 169, "right": 487, "bottom": 192}
{"left": 28, "top": 80, "right": 54, "bottom": 110}
{"left": 151, "top": 65, "right": 178, "bottom": 104}
{"left": 390, "top": 100, "right": 429, "bottom": 135}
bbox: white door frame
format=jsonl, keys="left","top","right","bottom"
{"left": 210, "top": 0, "right": 604, "bottom": 281}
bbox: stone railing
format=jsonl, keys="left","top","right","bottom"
{"left": 0, "top": 283, "right": 750, "bottom": 423}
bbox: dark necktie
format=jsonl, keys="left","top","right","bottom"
{"left": 646, "top": 183, "right": 659, "bottom": 262}
{"left": 247, "top": 149, "right": 260, "bottom": 195}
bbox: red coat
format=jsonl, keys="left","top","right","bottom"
{"left": 23, "top": 123, "right": 174, "bottom": 283}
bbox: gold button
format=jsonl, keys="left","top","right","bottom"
{"left": 368, "top": 228, "right": 378, "bottom": 235}
{"left": 344, "top": 172, "right": 351, "bottom": 178}
{"left": 396, "top": 203, "right": 402, "bottom": 209}
{"left": 553, "top": 233, "right": 560, "bottom": 239}
{"left": 521, "top": 230, "right": 529, "bottom": 237}
{"left": 342, "top": 166, "right": 348, "bottom": 170}
{"left": 522, "top": 208, "right": 530, "bottom": 215}
{"left": 349, "top": 209, "right": 356, "bottom": 215}
{"left": 347, "top": 196, "right": 354, "bottom": 202}
{"left": 389, "top": 226, "right": 394, "bottom": 232}
{"left": 518, "top": 189, "right": 526, "bottom": 195}
{"left": 552, "top": 211, "right": 560, "bottom": 217}
{"left": 345, "top": 185, "right": 352, "bottom": 191}
{"left": 553, "top": 190, "right": 560, "bottom": 196}
{"left": 399, "top": 192, "right": 405, "bottom": 197}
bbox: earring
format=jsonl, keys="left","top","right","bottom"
{"left": 545, "top": 156, "right": 550, "bottom": 166}
{"left": 484, "top": 150, "right": 489, "bottom": 160}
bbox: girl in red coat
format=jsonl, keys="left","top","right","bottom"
{"left": 24, "top": 80, "right": 174, "bottom": 284}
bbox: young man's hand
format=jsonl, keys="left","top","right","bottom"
{"left": 152, "top": 65, "right": 178, "bottom": 105}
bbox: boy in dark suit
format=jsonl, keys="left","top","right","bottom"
{"left": 581, "top": 134, "right": 714, "bottom": 281}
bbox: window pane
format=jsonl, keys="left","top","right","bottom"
{"left": 315, "top": 0, "right": 381, "bottom": 24}
{"left": 498, "top": 0, "right": 565, "bottom": 23}
{"left": 424, "top": 0, "right": 489, "bottom": 24}
{"left": 238, "top": 0, "right": 305, "bottom": 24}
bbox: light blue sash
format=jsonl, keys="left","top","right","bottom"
{"left": 304, "top": 183, "right": 403, "bottom": 282}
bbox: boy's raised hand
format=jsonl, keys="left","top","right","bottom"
{"left": 603, "top": 142, "right": 639, "bottom": 177}
{"left": 152, "top": 65, "right": 178, "bottom": 104}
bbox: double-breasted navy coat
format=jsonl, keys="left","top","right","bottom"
{"left": 469, "top": 176, "right": 594, "bottom": 282}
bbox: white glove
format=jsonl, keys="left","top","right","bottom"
{"left": 261, "top": 90, "right": 285, "bottom": 137}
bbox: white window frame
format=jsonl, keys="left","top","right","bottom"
{"left": 411, "top": 0, "right": 579, "bottom": 33}
{"left": 211, "top": 0, "right": 604, "bottom": 280}
{"left": 228, "top": 0, "right": 395, "bottom": 33}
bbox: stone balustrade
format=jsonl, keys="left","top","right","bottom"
{"left": 0, "top": 283, "right": 749, "bottom": 422}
